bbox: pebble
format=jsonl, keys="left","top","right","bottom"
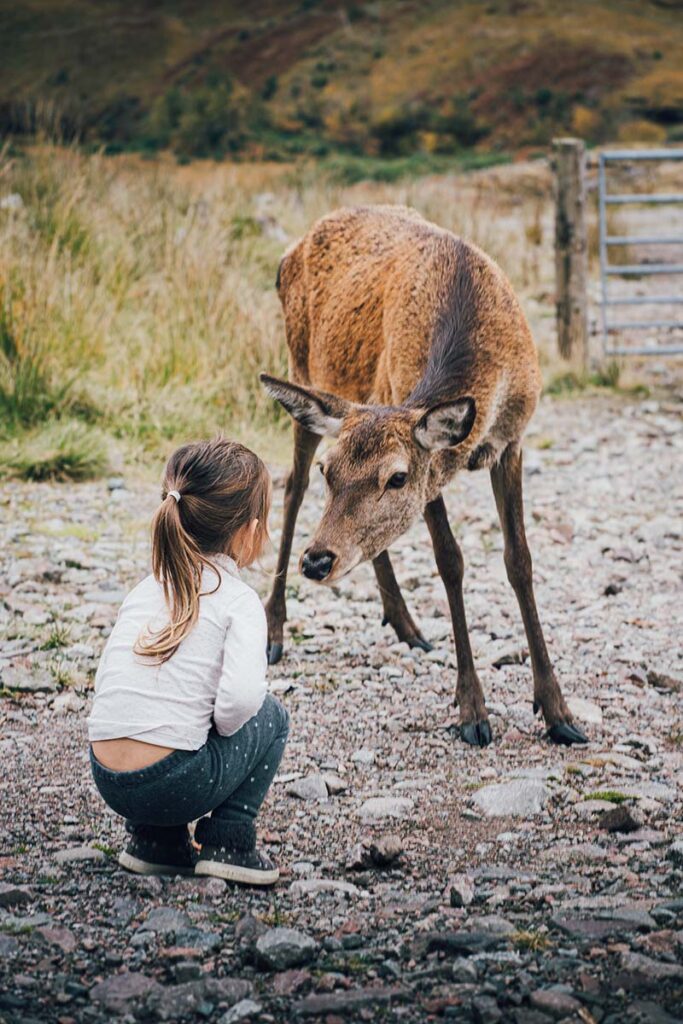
{"left": 2, "top": 395, "right": 683, "bottom": 1023}
{"left": 358, "top": 796, "right": 414, "bottom": 821}
{"left": 286, "top": 773, "right": 329, "bottom": 801}
{"left": 472, "top": 778, "right": 549, "bottom": 817}
{"left": 255, "top": 927, "right": 318, "bottom": 970}
{"left": 53, "top": 846, "right": 106, "bottom": 864}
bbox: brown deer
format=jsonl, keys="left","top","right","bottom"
{"left": 260, "top": 204, "right": 587, "bottom": 747}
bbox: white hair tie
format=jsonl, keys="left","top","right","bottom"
{"left": 168, "top": 490, "right": 181, "bottom": 503}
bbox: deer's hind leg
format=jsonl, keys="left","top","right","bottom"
{"left": 265, "top": 421, "right": 321, "bottom": 665}
{"left": 373, "top": 551, "right": 432, "bottom": 652}
{"left": 490, "top": 443, "right": 587, "bottom": 746}
{"left": 424, "top": 494, "right": 491, "bottom": 747}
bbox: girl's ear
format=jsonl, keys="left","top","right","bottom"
{"left": 231, "top": 518, "right": 261, "bottom": 567}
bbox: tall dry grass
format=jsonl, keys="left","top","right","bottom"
{"left": 0, "top": 145, "right": 563, "bottom": 476}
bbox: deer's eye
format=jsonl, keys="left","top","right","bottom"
{"left": 387, "top": 471, "right": 408, "bottom": 489}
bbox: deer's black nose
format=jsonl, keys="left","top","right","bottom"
{"left": 301, "top": 549, "right": 335, "bottom": 581}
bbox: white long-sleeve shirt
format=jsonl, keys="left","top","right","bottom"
{"left": 87, "top": 554, "right": 268, "bottom": 749}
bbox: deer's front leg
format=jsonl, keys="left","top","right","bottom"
{"left": 490, "top": 444, "right": 587, "bottom": 746}
{"left": 373, "top": 550, "right": 432, "bottom": 652}
{"left": 424, "top": 495, "right": 491, "bottom": 747}
{"left": 265, "top": 422, "right": 321, "bottom": 665}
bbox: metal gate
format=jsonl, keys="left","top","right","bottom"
{"left": 598, "top": 148, "right": 683, "bottom": 356}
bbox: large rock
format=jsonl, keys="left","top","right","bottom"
{"left": 255, "top": 927, "right": 318, "bottom": 970}
{"left": 1, "top": 666, "right": 56, "bottom": 692}
{"left": 358, "top": 797, "right": 414, "bottom": 822}
{"left": 529, "top": 988, "right": 583, "bottom": 1018}
{"left": 220, "top": 1000, "right": 262, "bottom": 1023}
{"left": 449, "top": 874, "right": 475, "bottom": 908}
{"left": 150, "top": 978, "right": 251, "bottom": 1020}
{"left": 89, "top": 972, "right": 162, "bottom": 1012}
{"left": 294, "top": 986, "right": 410, "bottom": 1017}
{"left": 471, "top": 778, "right": 549, "bottom": 817}
{"left": 286, "top": 774, "right": 329, "bottom": 801}
{"left": 0, "top": 882, "right": 32, "bottom": 908}
{"left": 54, "top": 846, "right": 106, "bottom": 864}
{"left": 137, "top": 907, "right": 191, "bottom": 934}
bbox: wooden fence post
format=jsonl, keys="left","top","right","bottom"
{"left": 553, "top": 137, "right": 588, "bottom": 368}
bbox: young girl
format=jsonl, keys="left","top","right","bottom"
{"left": 87, "top": 437, "right": 289, "bottom": 886}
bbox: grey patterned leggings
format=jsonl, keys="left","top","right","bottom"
{"left": 90, "top": 694, "right": 289, "bottom": 843}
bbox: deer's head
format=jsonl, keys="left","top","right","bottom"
{"left": 261, "top": 374, "right": 475, "bottom": 583}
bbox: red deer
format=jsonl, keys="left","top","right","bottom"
{"left": 260, "top": 205, "right": 587, "bottom": 747}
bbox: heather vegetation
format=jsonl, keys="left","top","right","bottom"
{"left": 2, "top": 1, "right": 681, "bottom": 162}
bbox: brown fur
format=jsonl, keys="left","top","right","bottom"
{"left": 262, "top": 205, "right": 584, "bottom": 746}
{"left": 278, "top": 204, "right": 541, "bottom": 473}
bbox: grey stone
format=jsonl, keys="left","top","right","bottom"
{"left": 1, "top": 666, "right": 56, "bottom": 692}
{"left": 369, "top": 834, "right": 403, "bottom": 866}
{"left": 0, "top": 934, "right": 21, "bottom": 955}
{"left": 600, "top": 803, "right": 644, "bottom": 833}
{"left": 137, "top": 906, "right": 191, "bottom": 934}
{"left": 451, "top": 958, "right": 478, "bottom": 982}
{"left": 0, "top": 883, "right": 32, "bottom": 908}
{"left": 294, "top": 986, "right": 410, "bottom": 1016}
{"left": 667, "top": 840, "right": 683, "bottom": 867}
{"left": 472, "top": 778, "right": 549, "bottom": 817}
{"left": 255, "top": 927, "right": 318, "bottom": 970}
{"left": 173, "top": 928, "right": 222, "bottom": 951}
{"left": 472, "top": 994, "right": 503, "bottom": 1023}
{"left": 150, "top": 978, "right": 251, "bottom": 1021}
{"left": 289, "top": 878, "right": 359, "bottom": 898}
{"left": 358, "top": 796, "right": 414, "bottom": 822}
{"left": 529, "top": 988, "right": 583, "bottom": 1018}
{"left": 321, "top": 772, "right": 347, "bottom": 794}
{"left": 286, "top": 773, "right": 329, "bottom": 801}
{"left": 619, "top": 951, "right": 683, "bottom": 985}
{"left": 89, "top": 972, "right": 162, "bottom": 1012}
{"left": 54, "top": 846, "right": 105, "bottom": 864}
{"left": 220, "top": 1000, "right": 263, "bottom": 1023}
{"left": 450, "top": 874, "right": 475, "bottom": 908}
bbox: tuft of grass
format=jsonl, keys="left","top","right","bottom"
{"left": 0, "top": 419, "right": 108, "bottom": 482}
{"left": 319, "top": 151, "right": 510, "bottom": 185}
{"left": 511, "top": 929, "right": 551, "bottom": 952}
{"left": 586, "top": 790, "right": 629, "bottom": 804}
{"left": 41, "top": 625, "right": 70, "bottom": 650}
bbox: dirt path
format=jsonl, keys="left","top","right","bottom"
{"left": 1, "top": 394, "right": 682, "bottom": 1024}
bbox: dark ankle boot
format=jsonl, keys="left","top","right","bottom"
{"left": 119, "top": 823, "right": 197, "bottom": 876}
{"left": 194, "top": 818, "right": 278, "bottom": 886}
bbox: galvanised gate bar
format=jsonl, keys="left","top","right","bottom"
{"left": 598, "top": 148, "right": 683, "bottom": 357}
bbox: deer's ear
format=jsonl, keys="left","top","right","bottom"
{"left": 260, "top": 374, "right": 351, "bottom": 437}
{"left": 413, "top": 398, "right": 476, "bottom": 451}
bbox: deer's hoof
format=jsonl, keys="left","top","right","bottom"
{"left": 547, "top": 721, "right": 588, "bottom": 746}
{"left": 460, "top": 720, "right": 493, "bottom": 747}
{"left": 408, "top": 635, "right": 433, "bottom": 653}
{"left": 267, "top": 641, "right": 283, "bottom": 666}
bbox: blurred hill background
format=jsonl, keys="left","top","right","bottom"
{"left": 2, "top": 0, "right": 682, "bottom": 166}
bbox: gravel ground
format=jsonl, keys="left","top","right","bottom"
{"left": 1, "top": 393, "right": 682, "bottom": 1024}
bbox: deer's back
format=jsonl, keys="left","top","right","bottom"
{"left": 278, "top": 205, "right": 541, "bottom": 453}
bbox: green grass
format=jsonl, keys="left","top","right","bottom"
{"left": 40, "top": 625, "right": 71, "bottom": 651}
{"left": 586, "top": 790, "right": 629, "bottom": 804}
{"left": 511, "top": 929, "right": 551, "bottom": 952}
{"left": 545, "top": 363, "right": 651, "bottom": 398}
{"left": 318, "top": 151, "right": 511, "bottom": 185}
{"left": 0, "top": 420, "right": 108, "bottom": 482}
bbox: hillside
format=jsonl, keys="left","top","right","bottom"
{"left": 1, "top": 0, "right": 682, "bottom": 160}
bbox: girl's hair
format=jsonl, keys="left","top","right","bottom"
{"left": 135, "top": 436, "right": 271, "bottom": 663}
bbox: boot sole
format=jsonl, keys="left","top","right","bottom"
{"left": 194, "top": 859, "right": 279, "bottom": 886}
{"left": 118, "top": 851, "right": 196, "bottom": 876}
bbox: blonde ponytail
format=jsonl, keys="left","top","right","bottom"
{"left": 135, "top": 437, "right": 270, "bottom": 663}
